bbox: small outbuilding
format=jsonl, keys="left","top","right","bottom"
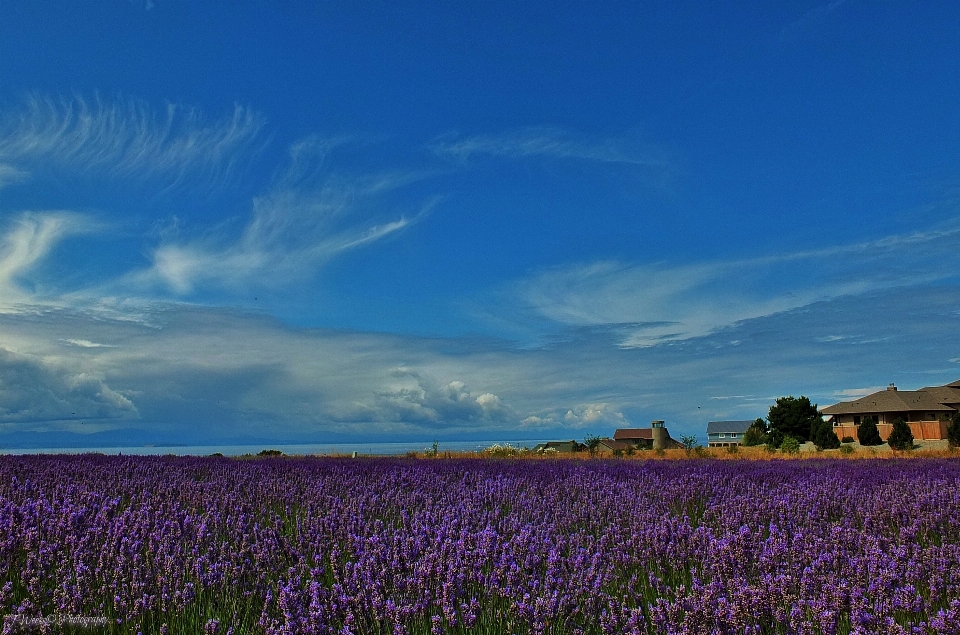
{"left": 533, "top": 440, "right": 580, "bottom": 453}
{"left": 594, "top": 439, "right": 635, "bottom": 455}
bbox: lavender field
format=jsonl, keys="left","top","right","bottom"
{"left": 1, "top": 456, "right": 959, "bottom": 634}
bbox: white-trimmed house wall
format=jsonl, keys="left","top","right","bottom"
{"left": 707, "top": 432, "right": 744, "bottom": 448}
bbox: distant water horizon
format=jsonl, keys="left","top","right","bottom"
{"left": 0, "top": 439, "right": 552, "bottom": 457}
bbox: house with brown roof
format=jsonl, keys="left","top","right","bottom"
{"left": 822, "top": 381, "right": 960, "bottom": 442}
{"left": 614, "top": 423, "right": 684, "bottom": 450}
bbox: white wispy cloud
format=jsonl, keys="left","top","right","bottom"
{"left": 509, "top": 223, "right": 960, "bottom": 347}
{"left": 0, "top": 212, "right": 96, "bottom": 309}
{"left": 433, "top": 127, "right": 667, "bottom": 168}
{"left": 61, "top": 339, "right": 116, "bottom": 348}
{"left": 780, "top": 0, "right": 847, "bottom": 42}
{"left": 833, "top": 386, "right": 885, "bottom": 398}
{"left": 0, "top": 94, "right": 264, "bottom": 188}
{"left": 130, "top": 137, "right": 432, "bottom": 295}
{"left": 0, "top": 163, "right": 28, "bottom": 189}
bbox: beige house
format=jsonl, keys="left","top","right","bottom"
{"left": 822, "top": 381, "right": 960, "bottom": 441}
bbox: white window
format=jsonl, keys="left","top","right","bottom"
{"left": 718, "top": 433, "right": 725, "bottom": 438}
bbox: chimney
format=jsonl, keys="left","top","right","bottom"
{"left": 887, "top": 383, "right": 897, "bottom": 391}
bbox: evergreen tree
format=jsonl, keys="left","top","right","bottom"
{"left": 741, "top": 418, "right": 768, "bottom": 447}
{"left": 857, "top": 415, "right": 883, "bottom": 446}
{"left": 887, "top": 417, "right": 914, "bottom": 450}
{"left": 948, "top": 412, "right": 960, "bottom": 448}
{"left": 811, "top": 418, "right": 841, "bottom": 450}
{"left": 768, "top": 396, "right": 820, "bottom": 444}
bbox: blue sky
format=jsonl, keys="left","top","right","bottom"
{"left": 2, "top": 1, "right": 960, "bottom": 448}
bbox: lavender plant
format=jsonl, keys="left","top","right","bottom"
{"left": 0, "top": 455, "right": 958, "bottom": 634}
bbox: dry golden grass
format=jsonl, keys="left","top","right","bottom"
{"left": 390, "top": 442, "right": 959, "bottom": 461}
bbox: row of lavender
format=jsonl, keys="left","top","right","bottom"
{"left": 0, "top": 456, "right": 959, "bottom": 634}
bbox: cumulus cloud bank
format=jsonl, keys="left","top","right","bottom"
{"left": 372, "top": 370, "right": 512, "bottom": 426}
{"left": 0, "top": 348, "right": 136, "bottom": 423}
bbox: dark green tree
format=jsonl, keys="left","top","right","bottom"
{"left": 810, "top": 418, "right": 841, "bottom": 450}
{"left": 768, "top": 396, "right": 820, "bottom": 445}
{"left": 887, "top": 417, "right": 914, "bottom": 450}
{"left": 741, "top": 418, "right": 768, "bottom": 447}
{"left": 948, "top": 412, "right": 960, "bottom": 448}
{"left": 857, "top": 415, "right": 883, "bottom": 446}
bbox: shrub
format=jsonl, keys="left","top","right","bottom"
{"left": 857, "top": 416, "right": 884, "bottom": 446}
{"left": 742, "top": 418, "right": 769, "bottom": 447}
{"left": 681, "top": 436, "right": 707, "bottom": 458}
{"left": 726, "top": 443, "right": 739, "bottom": 454}
{"left": 583, "top": 434, "right": 602, "bottom": 457}
{"left": 780, "top": 436, "right": 801, "bottom": 454}
{"left": 839, "top": 444, "right": 854, "bottom": 455}
{"left": 257, "top": 449, "right": 284, "bottom": 457}
{"left": 887, "top": 417, "right": 914, "bottom": 451}
{"left": 949, "top": 412, "right": 960, "bottom": 448}
{"left": 811, "top": 419, "right": 841, "bottom": 450}
{"left": 841, "top": 436, "right": 855, "bottom": 444}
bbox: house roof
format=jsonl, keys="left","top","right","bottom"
{"left": 614, "top": 428, "right": 653, "bottom": 441}
{"left": 822, "top": 381, "right": 960, "bottom": 415}
{"left": 917, "top": 385, "right": 960, "bottom": 406}
{"left": 706, "top": 420, "right": 755, "bottom": 434}
{"left": 534, "top": 441, "right": 578, "bottom": 452}
{"left": 596, "top": 439, "right": 634, "bottom": 451}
